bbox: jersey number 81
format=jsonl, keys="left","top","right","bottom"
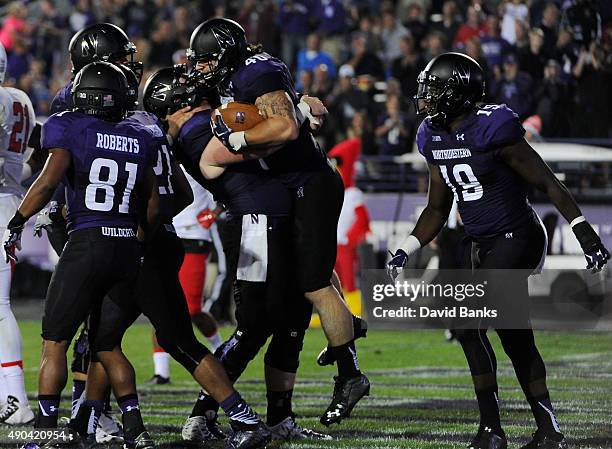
{"left": 85, "top": 157, "right": 137, "bottom": 213}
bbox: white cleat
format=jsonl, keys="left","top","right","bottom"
{"left": 0, "top": 396, "right": 35, "bottom": 425}
{"left": 268, "top": 415, "right": 332, "bottom": 441}
{"left": 96, "top": 410, "right": 123, "bottom": 443}
{"left": 181, "top": 415, "right": 219, "bottom": 442}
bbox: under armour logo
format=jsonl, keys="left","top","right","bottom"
{"left": 432, "top": 135, "right": 442, "bottom": 142}
{"left": 125, "top": 405, "right": 140, "bottom": 412}
{"left": 505, "top": 232, "right": 513, "bottom": 239}
{"left": 456, "top": 134, "right": 465, "bottom": 141}
{"left": 235, "top": 111, "right": 245, "bottom": 124}
{"left": 326, "top": 410, "right": 342, "bottom": 418}
{"left": 297, "top": 187, "right": 304, "bottom": 198}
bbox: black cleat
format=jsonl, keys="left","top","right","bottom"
{"left": 147, "top": 375, "right": 170, "bottom": 385}
{"left": 467, "top": 427, "right": 507, "bottom": 449}
{"left": 317, "top": 316, "right": 368, "bottom": 366}
{"left": 225, "top": 421, "right": 271, "bottom": 449}
{"left": 124, "top": 431, "right": 155, "bottom": 449}
{"left": 206, "top": 412, "right": 227, "bottom": 440}
{"left": 320, "top": 373, "right": 370, "bottom": 426}
{"left": 520, "top": 430, "right": 568, "bottom": 449}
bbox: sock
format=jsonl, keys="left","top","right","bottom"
{"left": 219, "top": 392, "right": 259, "bottom": 429}
{"left": 36, "top": 394, "right": 60, "bottom": 428}
{"left": 118, "top": 394, "right": 145, "bottom": 444}
{"left": 331, "top": 341, "right": 361, "bottom": 378}
{"left": 71, "top": 399, "right": 103, "bottom": 437}
{"left": 1, "top": 363, "right": 27, "bottom": 406}
{"left": 528, "top": 394, "right": 562, "bottom": 436}
{"left": 71, "top": 380, "right": 86, "bottom": 419}
{"left": 475, "top": 387, "right": 502, "bottom": 433}
{"left": 190, "top": 390, "right": 219, "bottom": 418}
{"left": 266, "top": 389, "right": 293, "bottom": 426}
{"left": 206, "top": 332, "right": 222, "bottom": 353}
{"left": 153, "top": 351, "right": 170, "bottom": 379}
{"left": 0, "top": 299, "right": 27, "bottom": 405}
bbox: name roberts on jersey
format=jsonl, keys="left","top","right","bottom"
{"left": 96, "top": 132, "right": 140, "bottom": 153}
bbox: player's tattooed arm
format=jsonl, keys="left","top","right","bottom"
{"left": 17, "top": 148, "right": 71, "bottom": 219}
{"left": 244, "top": 90, "right": 299, "bottom": 147}
{"left": 499, "top": 138, "right": 582, "bottom": 223}
{"left": 170, "top": 159, "right": 194, "bottom": 215}
{"left": 410, "top": 162, "right": 455, "bottom": 247}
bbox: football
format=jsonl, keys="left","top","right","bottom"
{"left": 213, "top": 101, "right": 264, "bottom": 132}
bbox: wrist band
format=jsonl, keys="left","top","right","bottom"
{"left": 400, "top": 235, "right": 422, "bottom": 257}
{"left": 570, "top": 216, "right": 586, "bottom": 228}
{"left": 296, "top": 101, "right": 311, "bottom": 126}
{"left": 229, "top": 131, "right": 247, "bottom": 150}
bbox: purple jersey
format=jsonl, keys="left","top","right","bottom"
{"left": 417, "top": 103, "right": 532, "bottom": 239}
{"left": 178, "top": 110, "right": 291, "bottom": 217}
{"left": 50, "top": 82, "right": 73, "bottom": 115}
{"left": 41, "top": 111, "right": 157, "bottom": 233}
{"left": 218, "top": 52, "right": 327, "bottom": 188}
{"left": 123, "top": 111, "right": 176, "bottom": 223}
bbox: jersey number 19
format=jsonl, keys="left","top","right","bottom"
{"left": 440, "top": 164, "right": 483, "bottom": 202}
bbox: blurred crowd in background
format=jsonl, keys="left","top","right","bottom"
{"left": 1, "top": 0, "right": 611, "bottom": 157}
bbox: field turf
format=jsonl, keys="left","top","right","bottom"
{"left": 1, "top": 321, "right": 611, "bottom": 448}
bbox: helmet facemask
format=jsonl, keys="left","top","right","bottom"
{"left": 414, "top": 71, "right": 451, "bottom": 125}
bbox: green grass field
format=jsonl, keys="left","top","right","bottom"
{"left": 2, "top": 321, "right": 612, "bottom": 448}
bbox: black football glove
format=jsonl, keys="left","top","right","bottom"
{"left": 386, "top": 249, "right": 409, "bottom": 281}
{"left": 3, "top": 211, "right": 26, "bottom": 263}
{"left": 573, "top": 221, "right": 610, "bottom": 272}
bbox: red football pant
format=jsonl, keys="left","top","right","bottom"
{"left": 335, "top": 244, "right": 358, "bottom": 293}
{"left": 179, "top": 252, "right": 208, "bottom": 316}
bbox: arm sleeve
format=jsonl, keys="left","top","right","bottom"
{"left": 41, "top": 116, "right": 70, "bottom": 151}
{"left": 484, "top": 105, "right": 525, "bottom": 150}
{"left": 246, "top": 69, "right": 296, "bottom": 101}
{"left": 179, "top": 118, "right": 214, "bottom": 168}
{"left": 415, "top": 120, "right": 431, "bottom": 160}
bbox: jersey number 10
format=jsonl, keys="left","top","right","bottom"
{"left": 440, "top": 164, "right": 483, "bottom": 202}
{"left": 85, "top": 157, "right": 137, "bottom": 213}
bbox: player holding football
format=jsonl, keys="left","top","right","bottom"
{"left": 187, "top": 18, "right": 370, "bottom": 426}
{"left": 387, "top": 52, "right": 610, "bottom": 449}
{"left": 142, "top": 66, "right": 332, "bottom": 443}
{"left": 0, "top": 41, "right": 36, "bottom": 426}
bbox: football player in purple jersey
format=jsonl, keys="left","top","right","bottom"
{"left": 187, "top": 18, "right": 370, "bottom": 427}
{"left": 39, "top": 24, "right": 146, "bottom": 443}
{"left": 388, "top": 52, "right": 609, "bottom": 449}
{"left": 4, "top": 62, "right": 160, "bottom": 449}
{"left": 142, "top": 66, "right": 332, "bottom": 444}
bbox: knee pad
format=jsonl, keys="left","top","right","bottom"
{"left": 156, "top": 327, "right": 210, "bottom": 374}
{"left": 214, "top": 328, "right": 269, "bottom": 382}
{"left": 264, "top": 329, "right": 305, "bottom": 374}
